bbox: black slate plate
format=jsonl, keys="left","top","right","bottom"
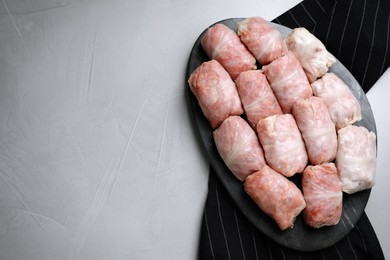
{"left": 186, "top": 18, "right": 377, "bottom": 252}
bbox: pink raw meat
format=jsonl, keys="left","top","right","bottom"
{"left": 245, "top": 165, "right": 306, "bottom": 230}
{"left": 213, "top": 116, "right": 265, "bottom": 181}
{"left": 262, "top": 52, "right": 313, "bottom": 113}
{"left": 201, "top": 23, "right": 257, "bottom": 79}
{"left": 257, "top": 114, "right": 308, "bottom": 177}
{"left": 302, "top": 163, "right": 342, "bottom": 228}
{"left": 285, "top": 27, "right": 336, "bottom": 82}
{"left": 235, "top": 70, "right": 282, "bottom": 129}
{"left": 292, "top": 96, "right": 337, "bottom": 165}
{"left": 311, "top": 72, "right": 361, "bottom": 130}
{"left": 188, "top": 60, "right": 243, "bottom": 129}
{"left": 336, "top": 125, "right": 376, "bottom": 194}
{"left": 237, "top": 16, "right": 288, "bottom": 65}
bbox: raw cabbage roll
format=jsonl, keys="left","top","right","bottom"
{"left": 245, "top": 165, "right": 306, "bottom": 231}
{"left": 311, "top": 73, "right": 361, "bottom": 130}
{"left": 188, "top": 60, "right": 243, "bottom": 129}
{"left": 235, "top": 70, "right": 282, "bottom": 129}
{"left": 201, "top": 23, "right": 257, "bottom": 79}
{"left": 285, "top": 27, "right": 336, "bottom": 82}
{"left": 336, "top": 125, "right": 376, "bottom": 194}
{"left": 292, "top": 96, "right": 337, "bottom": 165}
{"left": 237, "top": 16, "right": 288, "bottom": 65}
{"left": 257, "top": 114, "right": 308, "bottom": 177}
{"left": 262, "top": 52, "right": 313, "bottom": 113}
{"left": 213, "top": 116, "right": 265, "bottom": 181}
{"left": 302, "top": 163, "right": 342, "bottom": 228}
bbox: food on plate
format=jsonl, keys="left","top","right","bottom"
{"left": 311, "top": 72, "right": 362, "bottom": 130}
{"left": 245, "top": 165, "right": 306, "bottom": 231}
{"left": 302, "top": 163, "right": 342, "bottom": 228}
{"left": 285, "top": 27, "right": 336, "bottom": 82}
{"left": 188, "top": 17, "right": 378, "bottom": 233}
{"left": 291, "top": 96, "right": 337, "bottom": 165}
{"left": 201, "top": 23, "right": 257, "bottom": 79}
{"left": 235, "top": 70, "right": 283, "bottom": 129}
{"left": 336, "top": 125, "right": 376, "bottom": 194}
{"left": 257, "top": 114, "right": 308, "bottom": 177}
{"left": 213, "top": 116, "right": 266, "bottom": 181}
{"left": 262, "top": 52, "right": 313, "bottom": 113}
{"left": 188, "top": 60, "right": 243, "bottom": 129}
{"left": 237, "top": 16, "right": 288, "bottom": 65}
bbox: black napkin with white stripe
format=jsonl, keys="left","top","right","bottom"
{"left": 198, "top": 0, "right": 389, "bottom": 259}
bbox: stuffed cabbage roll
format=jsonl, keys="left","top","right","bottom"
{"left": 336, "top": 125, "right": 376, "bottom": 194}
{"left": 311, "top": 73, "right": 361, "bottom": 130}
{"left": 245, "top": 165, "right": 306, "bottom": 231}
{"left": 201, "top": 23, "right": 257, "bottom": 79}
{"left": 235, "top": 70, "right": 283, "bottom": 129}
{"left": 262, "top": 52, "right": 313, "bottom": 113}
{"left": 285, "top": 27, "right": 336, "bottom": 82}
{"left": 237, "top": 17, "right": 288, "bottom": 65}
{"left": 292, "top": 96, "right": 337, "bottom": 165}
{"left": 302, "top": 163, "right": 342, "bottom": 228}
{"left": 257, "top": 114, "right": 308, "bottom": 177}
{"left": 188, "top": 60, "right": 243, "bottom": 129}
{"left": 213, "top": 116, "right": 265, "bottom": 181}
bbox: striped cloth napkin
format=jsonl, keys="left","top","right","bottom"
{"left": 198, "top": 0, "right": 388, "bottom": 259}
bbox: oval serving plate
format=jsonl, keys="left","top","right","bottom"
{"left": 186, "top": 18, "right": 377, "bottom": 252}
